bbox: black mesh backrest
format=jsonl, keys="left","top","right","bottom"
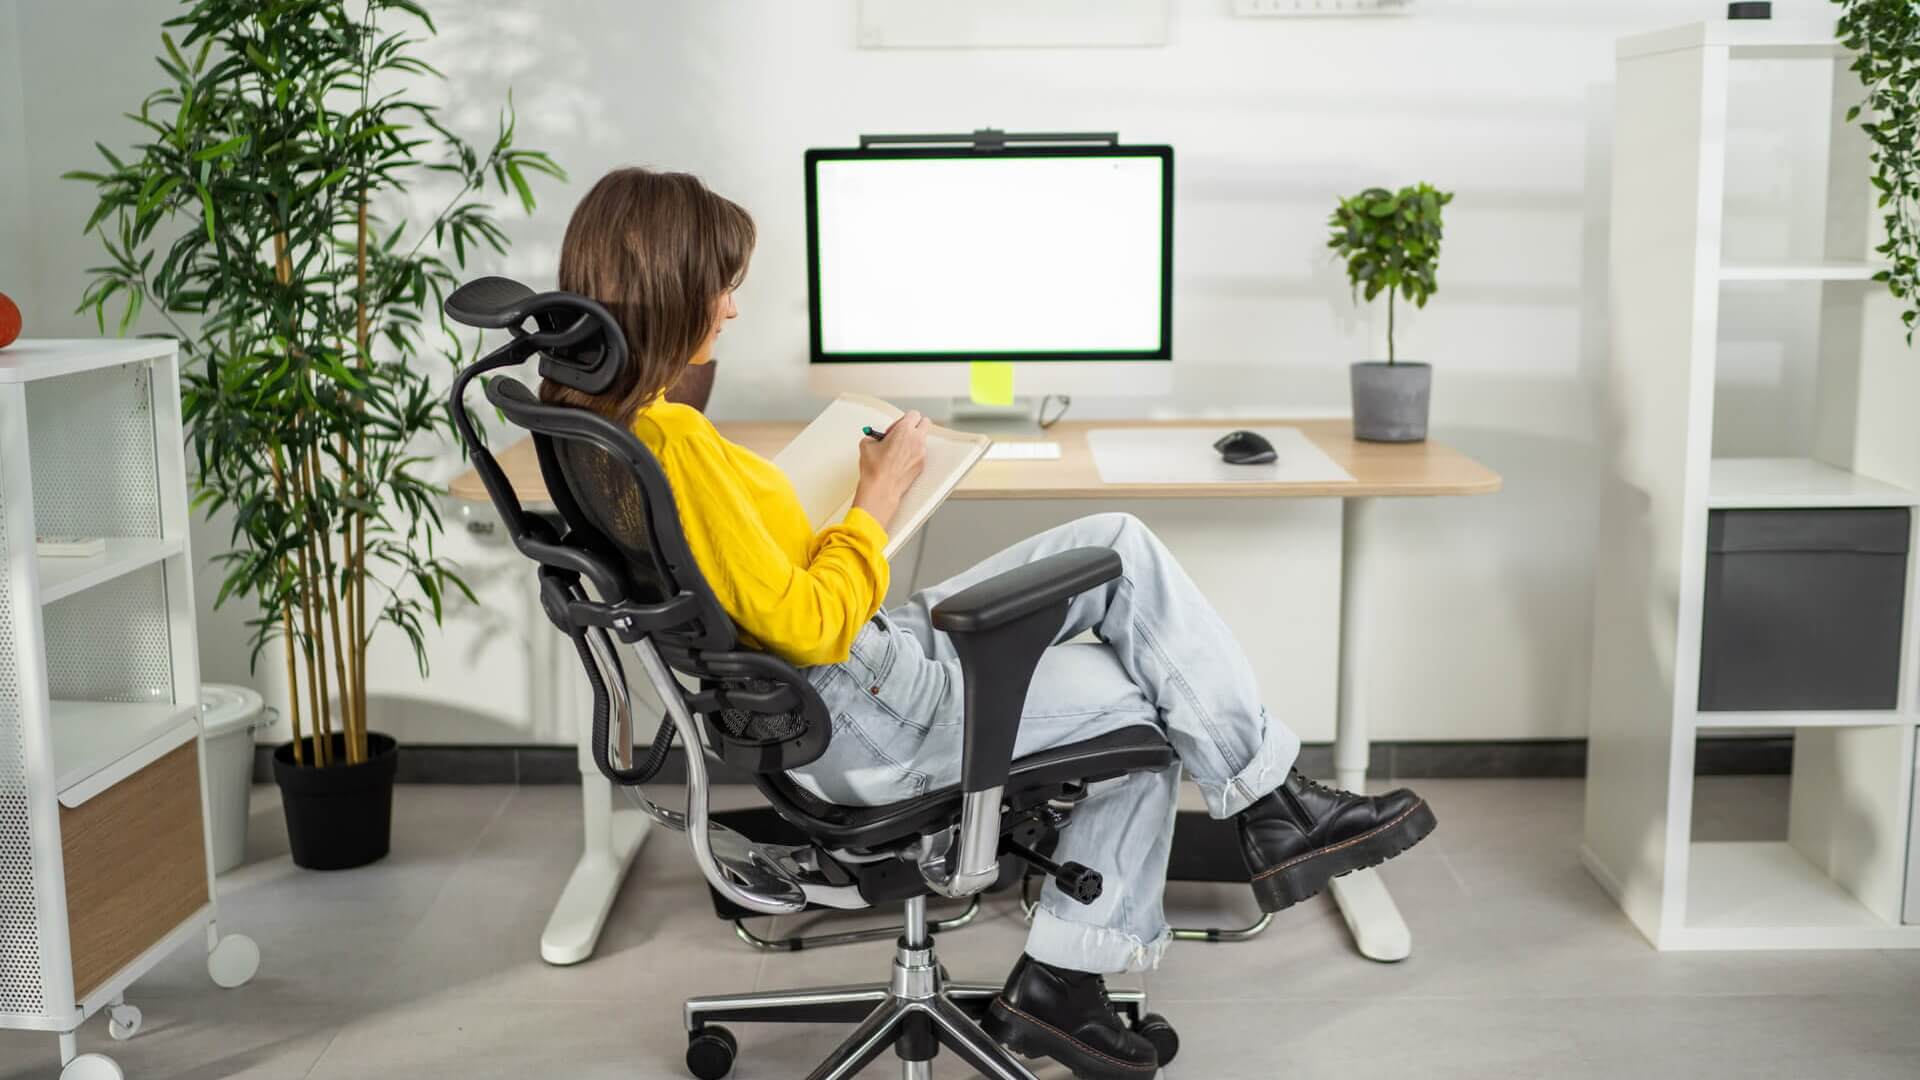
{"left": 446, "top": 278, "right": 831, "bottom": 775}
{"left": 551, "top": 439, "right": 666, "bottom": 602}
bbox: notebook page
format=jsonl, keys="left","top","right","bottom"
{"left": 771, "top": 395, "right": 902, "bottom": 527}
{"left": 875, "top": 429, "right": 989, "bottom": 558}
{"left": 770, "top": 394, "right": 989, "bottom": 558}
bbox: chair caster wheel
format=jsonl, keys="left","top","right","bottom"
{"left": 60, "top": 1053, "right": 123, "bottom": 1080}
{"left": 686, "top": 1025, "right": 737, "bottom": 1080}
{"left": 107, "top": 1003, "right": 142, "bottom": 1041}
{"left": 1135, "top": 1012, "right": 1179, "bottom": 1067}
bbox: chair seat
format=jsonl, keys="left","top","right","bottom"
{"left": 765, "top": 725, "right": 1176, "bottom": 850}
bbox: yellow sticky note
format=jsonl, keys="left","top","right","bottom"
{"left": 969, "top": 361, "right": 1014, "bottom": 406}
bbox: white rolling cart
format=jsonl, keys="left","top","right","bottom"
{"left": 1584, "top": 21, "right": 1920, "bottom": 950}
{"left": 0, "top": 340, "right": 259, "bottom": 1079}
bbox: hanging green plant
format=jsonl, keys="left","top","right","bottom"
{"left": 1836, "top": 0, "right": 1920, "bottom": 341}
{"left": 67, "top": 0, "right": 563, "bottom": 768}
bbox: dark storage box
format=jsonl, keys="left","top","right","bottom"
{"left": 1699, "top": 507, "right": 1910, "bottom": 711}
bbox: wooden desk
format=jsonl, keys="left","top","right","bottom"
{"left": 449, "top": 419, "right": 1500, "bottom": 965}
{"left": 450, "top": 418, "right": 1500, "bottom": 508}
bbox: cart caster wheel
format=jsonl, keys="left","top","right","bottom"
{"left": 208, "top": 933, "right": 259, "bottom": 989}
{"left": 685, "top": 1025, "right": 737, "bottom": 1080}
{"left": 107, "top": 1003, "right": 142, "bottom": 1041}
{"left": 1135, "top": 1012, "right": 1179, "bottom": 1067}
{"left": 60, "top": 1053, "right": 123, "bottom": 1080}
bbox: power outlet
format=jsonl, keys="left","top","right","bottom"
{"left": 1233, "top": 0, "right": 1413, "bottom": 16}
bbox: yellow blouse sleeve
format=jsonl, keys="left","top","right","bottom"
{"left": 659, "top": 433, "right": 890, "bottom": 667}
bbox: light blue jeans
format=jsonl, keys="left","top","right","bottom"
{"left": 790, "top": 513, "right": 1301, "bottom": 974}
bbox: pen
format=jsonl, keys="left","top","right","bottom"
{"left": 862, "top": 425, "right": 885, "bottom": 441}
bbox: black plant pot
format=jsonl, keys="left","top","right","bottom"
{"left": 272, "top": 732, "right": 399, "bottom": 871}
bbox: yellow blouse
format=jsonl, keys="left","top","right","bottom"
{"left": 629, "top": 399, "right": 890, "bottom": 667}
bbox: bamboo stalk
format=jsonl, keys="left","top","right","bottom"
{"left": 355, "top": 505, "right": 367, "bottom": 752}
{"left": 269, "top": 447, "right": 306, "bottom": 767}
{"left": 332, "top": 371, "right": 357, "bottom": 758}
{"left": 295, "top": 542, "right": 329, "bottom": 766}
{"left": 353, "top": 193, "right": 372, "bottom": 753}
{"left": 293, "top": 445, "right": 334, "bottom": 766}
{"left": 313, "top": 438, "right": 358, "bottom": 765}
{"left": 272, "top": 231, "right": 331, "bottom": 766}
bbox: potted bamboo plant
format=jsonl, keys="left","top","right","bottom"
{"left": 70, "top": 0, "right": 561, "bottom": 869}
{"left": 1327, "top": 182, "right": 1453, "bottom": 442}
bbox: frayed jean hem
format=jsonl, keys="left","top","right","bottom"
{"left": 1025, "top": 906, "right": 1172, "bottom": 975}
{"left": 1194, "top": 709, "right": 1301, "bottom": 819}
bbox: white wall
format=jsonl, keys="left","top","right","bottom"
{"left": 0, "top": 2, "right": 32, "bottom": 317}
{"left": 0, "top": 0, "right": 1847, "bottom": 745}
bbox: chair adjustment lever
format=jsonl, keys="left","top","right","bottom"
{"left": 1004, "top": 839, "right": 1103, "bottom": 905}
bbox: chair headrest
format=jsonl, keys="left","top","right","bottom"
{"left": 444, "top": 276, "right": 627, "bottom": 395}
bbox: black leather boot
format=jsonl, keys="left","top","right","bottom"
{"left": 983, "top": 954, "right": 1160, "bottom": 1079}
{"left": 1237, "top": 769, "right": 1436, "bottom": 912}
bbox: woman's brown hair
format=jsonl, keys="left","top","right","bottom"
{"left": 540, "top": 167, "right": 755, "bottom": 422}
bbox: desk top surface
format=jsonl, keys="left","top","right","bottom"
{"left": 449, "top": 417, "right": 1501, "bottom": 506}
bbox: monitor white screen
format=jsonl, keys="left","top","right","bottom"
{"left": 807, "top": 150, "right": 1170, "bottom": 360}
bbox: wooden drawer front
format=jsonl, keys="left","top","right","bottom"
{"left": 60, "top": 741, "right": 208, "bottom": 999}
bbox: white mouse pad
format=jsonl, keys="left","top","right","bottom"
{"left": 1085, "top": 426, "right": 1353, "bottom": 485}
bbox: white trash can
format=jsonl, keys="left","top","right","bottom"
{"left": 201, "top": 684, "right": 267, "bottom": 874}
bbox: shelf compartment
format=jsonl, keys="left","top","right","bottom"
{"left": 1707, "top": 457, "right": 1919, "bottom": 509}
{"left": 50, "top": 700, "right": 200, "bottom": 807}
{"left": 1692, "top": 709, "right": 1911, "bottom": 729}
{"left": 58, "top": 740, "right": 209, "bottom": 999}
{"left": 1678, "top": 841, "right": 1920, "bottom": 948}
{"left": 1718, "top": 261, "right": 1881, "bottom": 282}
{"left": 1618, "top": 19, "right": 1850, "bottom": 62}
{"left": 0, "top": 338, "right": 176, "bottom": 385}
{"left": 36, "top": 538, "right": 184, "bottom": 605}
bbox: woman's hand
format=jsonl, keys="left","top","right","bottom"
{"left": 853, "top": 411, "right": 930, "bottom": 530}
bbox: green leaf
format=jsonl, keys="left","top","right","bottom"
{"left": 192, "top": 135, "right": 249, "bottom": 161}
{"left": 195, "top": 182, "right": 216, "bottom": 243}
{"left": 505, "top": 160, "right": 534, "bottom": 212}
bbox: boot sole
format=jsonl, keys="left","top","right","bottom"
{"left": 1249, "top": 798, "right": 1437, "bottom": 913}
{"left": 982, "top": 997, "right": 1161, "bottom": 1079}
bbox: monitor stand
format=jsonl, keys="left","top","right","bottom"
{"left": 945, "top": 396, "right": 1086, "bottom": 440}
{"left": 945, "top": 397, "right": 1042, "bottom": 435}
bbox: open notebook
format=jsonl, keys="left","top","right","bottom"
{"left": 773, "top": 394, "right": 991, "bottom": 559}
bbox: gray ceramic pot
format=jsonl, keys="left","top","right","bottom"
{"left": 1350, "top": 361, "right": 1431, "bottom": 443}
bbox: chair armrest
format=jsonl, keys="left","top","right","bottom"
{"left": 918, "top": 547, "right": 1121, "bottom": 898}
{"left": 931, "top": 547, "right": 1122, "bottom": 634}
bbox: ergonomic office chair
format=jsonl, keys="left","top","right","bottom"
{"left": 444, "top": 277, "right": 1182, "bottom": 1080}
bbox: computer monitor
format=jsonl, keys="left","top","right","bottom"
{"left": 804, "top": 143, "right": 1173, "bottom": 398}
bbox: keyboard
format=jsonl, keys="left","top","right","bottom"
{"left": 985, "top": 441, "right": 1063, "bottom": 462}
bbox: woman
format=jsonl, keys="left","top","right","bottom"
{"left": 542, "top": 168, "right": 1436, "bottom": 1079}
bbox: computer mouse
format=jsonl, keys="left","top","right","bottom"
{"left": 1214, "top": 429, "right": 1277, "bottom": 465}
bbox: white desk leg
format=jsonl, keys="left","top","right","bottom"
{"left": 541, "top": 772, "right": 651, "bottom": 966}
{"left": 536, "top": 610, "right": 653, "bottom": 966}
{"left": 1328, "top": 496, "right": 1413, "bottom": 963}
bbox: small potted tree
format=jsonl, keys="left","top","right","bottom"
{"left": 1327, "top": 183, "right": 1453, "bottom": 442}
{"left": 70, "top": 0, "right": 560, "bottom": 869}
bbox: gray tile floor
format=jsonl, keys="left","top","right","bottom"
{"left": 6, "top": 777, "right": 1917, "bottom": 1079}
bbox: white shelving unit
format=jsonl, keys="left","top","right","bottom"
{"left": 1707, "top": 457, "right": 1920, "bottom": 509}
{"left": 0, "top": 340, "right": 259, "bottom": 1079}
{"left": 1719, "top": 261, "right": 1881, "bottom": 282}
{"left": 1584, "top": 21, "right": 1920, "bottom": 951}
{"left": 36, "top": 539, "right": 186, "bottom": 606}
